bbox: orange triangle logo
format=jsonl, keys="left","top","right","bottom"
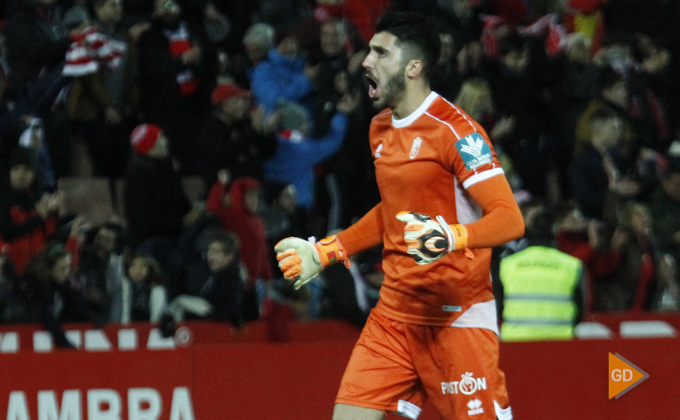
{"left": 608, "top": 352, "right": 649, "bottom": 399}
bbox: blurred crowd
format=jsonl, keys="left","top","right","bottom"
{"left": 0, "top": 0, "right": 678, "bottom": 346}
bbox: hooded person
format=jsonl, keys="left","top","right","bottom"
{"left": 205, "top": 176, "right": 273, "bottom": 286}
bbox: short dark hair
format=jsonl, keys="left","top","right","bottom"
{"left": 375, "top": 11, "right": 441, "bottom": 81}
{"left": 210, "top": 232, "right": 239, "bottom": 255}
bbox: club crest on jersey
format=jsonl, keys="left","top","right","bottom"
{"left": 455, "top": 133, "right": 491, "bottom": 170}
{"left": 409, "top": 137, "right": 422, "bottom": 159}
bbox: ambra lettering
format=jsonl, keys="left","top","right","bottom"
{"left": 7, "top": 387, "right": 194, "bottom": 420}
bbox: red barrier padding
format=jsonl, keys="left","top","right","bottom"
{"left": 0, "top": 318, "right": 678, "bottom": 419}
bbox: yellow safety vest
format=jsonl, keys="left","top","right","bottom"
{"left": 499, "top": 246, "right": 582, "bottom": 341}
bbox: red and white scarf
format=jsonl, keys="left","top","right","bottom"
{"left": 164, "top": 21, "right": 198, "bottom": 96}
{"left": 482, "top": 13, "right": 568, "bottom": 60}
{"left": 63, "top": 27, "right": 126, "bottom": 76}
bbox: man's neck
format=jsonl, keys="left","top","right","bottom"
{"left": 391, "top": 84, "right": 432, "bottom": 120}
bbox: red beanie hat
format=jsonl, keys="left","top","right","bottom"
{"left": 131, "top": 124, "right": 161, "bottom": 155}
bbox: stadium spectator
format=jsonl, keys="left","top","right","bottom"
{"left": 136, "top": 0, "right": 216, "bottom": 173}
{"left": 244, "top": 22, "right": 316, "bottom": 113}
{"left": 75, "top": 223, "right": 124, "bottom": 325}
{"left": 242, "top": 22, "right": 275, "bottom": 66}
{"left": 161, "top": 231, "right": 246, "bottom": 335}
{"left": 24, "top": 243, "right": 90, "bottom": 348}
{"left": 263, "top": 93, "right": 358, "bottom": 214}
{"left": 4, "top": 0, "right": 71, "bottom": 115}
{"left": 123, "top": 124, "right": 202, "bottom": 294}
{"left": 309, "top": 18, "right": 352, "bottom": 137}
{"left": 591, "top": 201, "right": 659, "bottom": 311}
{"left": 498, "top": 203, "right": 586, "bottom": 341}
{"left": 198, "top": 82, "right": 277, "bottom": 188}
{"left": 569, "top": 108, "right": 640, "bottom": 220}
{"left": 574, "top": 65, "right": 634, "bottom": 159}
{"left": 109, "top": 254, "right": 168, "bottom": 323}
{"left": 206, "top": 175, "right": 272, "bottom": 321}
{"left": 66, "top": 0, "right": 136, "bottom": 179}
{"left": 0, "top": 147, "right": 61, "bottom": 276}
{"left": 260, "top": 183, "right": 308, "bottom": 259}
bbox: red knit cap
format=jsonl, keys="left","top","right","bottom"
{"left": 130, "top": 124, "right": 161, "bottom": 155}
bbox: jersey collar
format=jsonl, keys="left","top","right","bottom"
{"left": 392, "top": 91, "right": 439, "bottom": 128}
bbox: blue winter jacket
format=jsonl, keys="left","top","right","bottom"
{"left": 264, "top": 113, "right": 348, "bottom": 211}
{"left": 249, "top": 48, "right": 313, "bottom": 112}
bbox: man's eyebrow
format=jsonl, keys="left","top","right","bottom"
{"left": 370, "top": 45, "right": 388, "bottom": 55}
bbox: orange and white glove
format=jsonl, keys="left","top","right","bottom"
{"left": 275, "top": 235, "right": 348, "bottom": 289}
{"left": 396, "top": 211, "right": 468, "bottom": 264}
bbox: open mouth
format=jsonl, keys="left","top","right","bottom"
{"left": 365, "top": 73, "right": 378, "bottom": 99}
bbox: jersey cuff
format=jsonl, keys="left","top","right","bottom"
{"left": 462, "top": 167, "right": 505, "bottom": 189}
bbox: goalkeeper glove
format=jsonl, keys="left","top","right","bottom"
{"left": 275, "top": 235, "right": 348, "bottom": 289}
{"left": 396, "top": 211, "right": 469, "bottom": 264}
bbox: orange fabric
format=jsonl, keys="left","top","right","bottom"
{"left": 338, "top": 93, "right": 522, "bottom": 326}
{"left": 464, "top": 174, "right": 524, "bottom": 249}
{"left": 336, "top": 311, "right": 511, "bottom": 419}
{"left": 336, "top": 203, "right": 384, "bottom": 256}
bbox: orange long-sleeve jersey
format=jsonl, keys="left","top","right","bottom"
{"left": 336, "top": 92, "right": 524, "bottom": 329}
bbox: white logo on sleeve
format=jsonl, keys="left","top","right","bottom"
{"left": 467, "top": 399, "right": 484, "bottom": 416}
{"left": 458, "top": 136, "right": 484, "bottom": 157}
{"left": 409, "top": 137, "right": 422, "bottom": 159}
{"left": 455, "top": 133, "right": 492, "bottom": 170}
{"left": 375, "top": 143, "right": 383, "bottom": 158}
{"left": 440, "top": 372, "right": 487, "bottom": 395}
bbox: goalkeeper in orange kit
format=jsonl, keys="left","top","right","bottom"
{"left": 275, "top": 11, "right": 523, "bottom": 420}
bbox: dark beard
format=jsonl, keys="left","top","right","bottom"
{"left": 372, "top": 67, "right": 406, "bottom": 110}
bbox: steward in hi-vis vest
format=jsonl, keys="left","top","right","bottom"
{"left": 498, "top": 203, "right": 586, "bottom": 341}
{"left": 500, "top": 246, "right": 584, "bottom": 340}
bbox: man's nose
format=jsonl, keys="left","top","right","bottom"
{"left": 362, "top": 54, "right": 373, "bottom": 69}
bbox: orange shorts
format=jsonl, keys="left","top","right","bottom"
{"left": 335, "top": 311, "right": 512, "bottom": 419}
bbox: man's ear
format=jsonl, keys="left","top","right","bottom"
{"left": 405, "top": 59, "right": 423, "bottom": 79}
